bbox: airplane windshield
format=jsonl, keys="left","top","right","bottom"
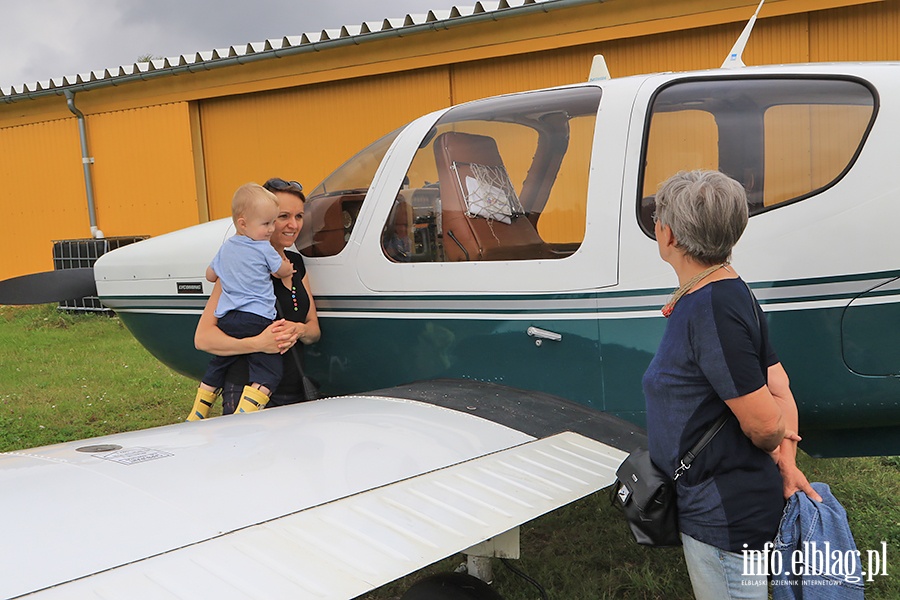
{"left": 299, "top": 86, "right": 602, "bottom": 260}
{"left": 298, "top": 128, "right": 402, "bottom": 257}
{"left": 308, "top": 128, "right": 402, "bottom": 199}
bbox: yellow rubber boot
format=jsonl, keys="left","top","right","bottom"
{"left": 235, "top": 385, "right": 270, "bottom": 414}
{"left": 187, "top": 388, "right": 219, "bottom": 421}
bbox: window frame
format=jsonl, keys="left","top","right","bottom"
{"left": 378, "top": 87, "right": 603, "bottom": 264}
{"left": 353, "top": 84, "right": 621, "bottom": 294}
{"left": 636, "top": 75, "right": 879, "bottom": 239}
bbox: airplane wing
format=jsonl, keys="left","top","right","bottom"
{"left": 1, "top": 381, "right": 637, "bottom": 599}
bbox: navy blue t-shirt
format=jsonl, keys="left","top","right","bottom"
{"left": 643, "top": 277, "right": 784, "bottom": 552}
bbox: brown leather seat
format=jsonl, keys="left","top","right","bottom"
{"left": 433, "top": 131, "right": 551, "bottom": 261}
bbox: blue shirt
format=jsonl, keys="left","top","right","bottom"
{"left": 211, "top": 235, "right": 285, "bottom": 320}
{"left": 643, "top": 277, "right": 784, "bottom": 551}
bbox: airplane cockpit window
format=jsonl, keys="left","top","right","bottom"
{"left": 638, "top": 78, "right": 876, "bottom": 237}
{"left": 382, "top": 87, "right": 601, "bottom": 262}
{"left": 297, "top": 128, "right": 402, "bottom": 257}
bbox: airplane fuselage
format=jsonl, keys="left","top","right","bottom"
{"left": 96, "top": 62, "right": 900, "bottom": 457}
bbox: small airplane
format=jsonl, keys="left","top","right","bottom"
{"left": 2, "top": 8, "right": 899, "bottom": 597}
{"left": 84, "top": 57, "right": 899, "bottom": 459}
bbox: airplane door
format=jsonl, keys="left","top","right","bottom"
{"left": 335, "top": 86, "right": 622, "bottom": 407}
{"left": 842, "top": 276, "right": 900, "bottom": 376}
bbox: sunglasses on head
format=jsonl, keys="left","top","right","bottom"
{"left": 264, "top": 178, "right": 303, "bottom": 193}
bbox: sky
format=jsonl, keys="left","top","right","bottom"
{"left": 0, "top": 0, "right": 467, "bottom": 93}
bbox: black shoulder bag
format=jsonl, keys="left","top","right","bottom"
{"left": 613, "top": 414, "right": 729, "bottom": 547}
{"left": 287, "top": 344, "right": 321, "bottom": 401}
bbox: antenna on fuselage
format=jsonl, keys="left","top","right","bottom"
{"left": 588, "top": 54, "right": 611, "bottom": 82}
{"left": 721, "top": 0, "right": 766, "bottom": 69}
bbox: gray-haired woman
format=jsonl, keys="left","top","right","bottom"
{"left": 644, "top": 170, "right": 819, "bottom": 599}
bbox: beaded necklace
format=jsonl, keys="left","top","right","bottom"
{"left": 661, "top": 262, "right": 728, "bottom": 318}
{"left": 290, "top": 285, "right": 299, "bottom": 312}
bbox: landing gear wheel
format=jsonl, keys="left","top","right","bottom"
{"left": 400, "top": 573, "right": 504, "bottom": 600}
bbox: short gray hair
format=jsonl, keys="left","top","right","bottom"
{"left": 654, "top": 170, "right": 748, "bottom": 265}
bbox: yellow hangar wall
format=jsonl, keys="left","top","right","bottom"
{"left": 0, "top": 103, "right": 199, "bottom": 278}
{"left": 0, "top": 0, "right": 895, "bottom": 279}
{"left": 199, "top": 68, "right": 453, "bottom": 221}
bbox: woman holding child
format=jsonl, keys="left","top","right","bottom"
{"left": 193, "top": 177, "right": 320, "bottom": 415}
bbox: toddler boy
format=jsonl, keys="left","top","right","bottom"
{"left": 187, "top": 183, "right": 293, "bottom": 420}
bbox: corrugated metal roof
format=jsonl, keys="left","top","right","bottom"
{"left": 1, "top": 0, "right": 596, "bottom": 102}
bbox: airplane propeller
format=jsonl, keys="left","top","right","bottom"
{"left": 0, "top": 268, "right": 97, "bottom": 305}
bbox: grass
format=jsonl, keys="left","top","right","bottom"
{"left": 0, "top": 304, "right": 196, "bottom": 450}
{"left": 1, "top": 304, "right": 898, "bottom": 598}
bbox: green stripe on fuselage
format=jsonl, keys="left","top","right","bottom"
{"left": 107, "top": 270, "right": 900, "bottom": 456}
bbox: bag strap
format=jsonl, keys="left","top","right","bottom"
{"left": 744, "top": 279, "right": 761, "bottom": 337}
{"left": 274, "top": 302, "right": 308, "bottom": 379}
{"left": 674, "top": 412, "right": 730, "bottom": 480}
{"left": 743, "top": 279, "right": 768, "bottom": 375}
{"left": 673, "top": 279, "right": 760, "bottom": 481}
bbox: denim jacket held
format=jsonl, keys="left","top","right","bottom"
{"left": 771, "top": 482, "right": 865, "bottom": 599}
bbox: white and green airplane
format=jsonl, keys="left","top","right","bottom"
{"left": 2, "top": 51, "right": 898, "bottom": 597}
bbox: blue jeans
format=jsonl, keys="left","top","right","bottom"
{"left": 681, "top": 533, "right": 768, "bottom": 600}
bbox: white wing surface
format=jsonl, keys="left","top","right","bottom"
{"left": 1, "top": 394, "right": 625, "bottom": 599}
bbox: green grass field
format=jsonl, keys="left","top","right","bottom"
{"left": 1, "top": 304, "right": 898, "bottom": 599}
